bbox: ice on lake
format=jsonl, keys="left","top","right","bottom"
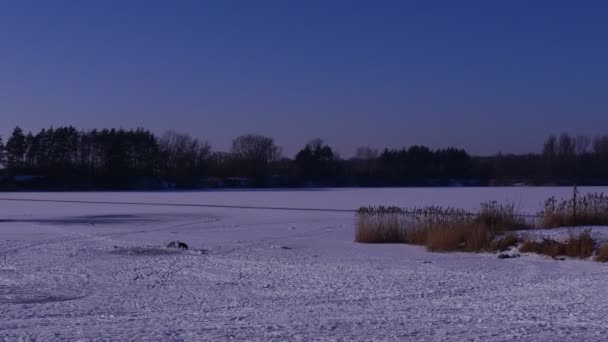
{"left": 1, "top": 187, "right": 608, "bottom": 341}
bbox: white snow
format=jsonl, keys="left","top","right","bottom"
{"left": 1, "top": 187, "right": 608, "bottom": 341}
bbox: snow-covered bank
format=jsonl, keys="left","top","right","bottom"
{"left": 2, "top": 189, "right": 608, "bottom": 341}
{"left": 520, "top": 226, "right": 608, "bottom": 245}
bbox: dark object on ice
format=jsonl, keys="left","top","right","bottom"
{"left": 167, "top": 241, "right": 189, "bottom": 250}
{"left": 497, "top": 252, "right": 520, "bottom": 259}
{"left": 552, "top": 256, "right": 566, "bottom": 261}
{"left": 280, "top": 246, "right": 292, "bottom": 250}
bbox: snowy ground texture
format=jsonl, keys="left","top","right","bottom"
{"left": 2, "top": 187, "right": 608, "bottom": 341}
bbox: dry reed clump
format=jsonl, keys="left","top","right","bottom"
{"left": 401, "top": 206, "right": 491, "bottom": 252}
{"left": 406, "top": 206, "right": 473, "bottom": 249}
{"left": 476, "top": 201, "right": 530, "bottom": 232}
{"left": 356, "top": 205, "right": 517, "bottom": 252}
{"left": 519, "top": 239, "right": 566, "bottom": 258}
{"left": 519, "top": 230, "right": 594, "bottom": 259}
{"left": 355, "top": 206, "right": 407, "bottom": 243}
{"left": 423, "top": 223, "right": 465, "bottom": 252}
{"left": 565, "top": 229, "right": 594, "bottom": 258}
{"left": 424, "top": 221, "right": 493, "bottom": 253}
{"left": 355, "top": 193, "right": 607, "bottom": 261}
{"left": 539, "top": 190, "right": 608, "bottom": 228}
{"left": 594, "top": 244, "right": 608, "bottom": 262}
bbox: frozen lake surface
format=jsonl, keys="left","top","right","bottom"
{"left": 2, "top": 187, "right": 608, "bottom": 341}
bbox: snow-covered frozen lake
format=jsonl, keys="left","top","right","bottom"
{"left": 2, "top": 187, "right": 608, "bottom": 341}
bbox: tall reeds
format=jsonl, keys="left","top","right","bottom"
{"left": 355, "top": 189, "right": 608, "bottom": 261}
{"left": 355, "top": 202, "right": 527, "bottom": 252}
{"left": 539, "top": 188, "right": 608, "bottom": 228}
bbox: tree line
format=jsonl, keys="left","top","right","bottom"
{"left": 0, "top": 126, "right": 607, "bottom": 189}
{"left": 477, "top": 133, "right": 608, "bottom": 185}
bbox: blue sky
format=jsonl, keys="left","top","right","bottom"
{"left": 1, "top": 0, "right": 607, "bottom": 156}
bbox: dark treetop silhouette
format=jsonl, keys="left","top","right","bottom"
{"left": 0, "top": 127, "right": 607, "bottom": 190}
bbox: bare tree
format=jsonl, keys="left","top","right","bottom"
{"left": 160, "top": 131, "right": 211, "bottom": 183}
{"left": 231, "top": 134, "right": 281, "bottom": 181}
{"left": 558, "top": 133, "right": 575, "bottom": 157}
{"left": 231, "top": 134, "right": 281, "bottom": 163}
{"left": 575, "top": 135, "right": 591, "bottom": 155}
{"left": 593, "top": 135, "right": 608, "bottom": 157}
{"left": 542, "top": 135, "right": 557, "bottom": 158}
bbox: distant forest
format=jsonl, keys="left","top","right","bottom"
{"left": 1, "top": 126, "right": 608, "bottom": 190}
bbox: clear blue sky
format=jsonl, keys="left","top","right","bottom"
{"left": 1, "top": 0, "right": 607, "bottom": 157}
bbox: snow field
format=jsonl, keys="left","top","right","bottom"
{"left": 1, "top": 188, "right": 608, "bottom": 341}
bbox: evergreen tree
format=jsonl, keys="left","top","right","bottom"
{"left": 24, "top": 132, "right": 36, "bottom": 169}
{"left": 0, "top": 135, "right": 6, "bottom": 168}
{"left": 5, "top": 126, "right": 26, "bottom": 171}
{"left": 295, "top": 139, "right": 336, "bottom": 184}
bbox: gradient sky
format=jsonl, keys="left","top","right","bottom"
{"left": 1, "top": 1, "right": 607, "bottom": 157}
